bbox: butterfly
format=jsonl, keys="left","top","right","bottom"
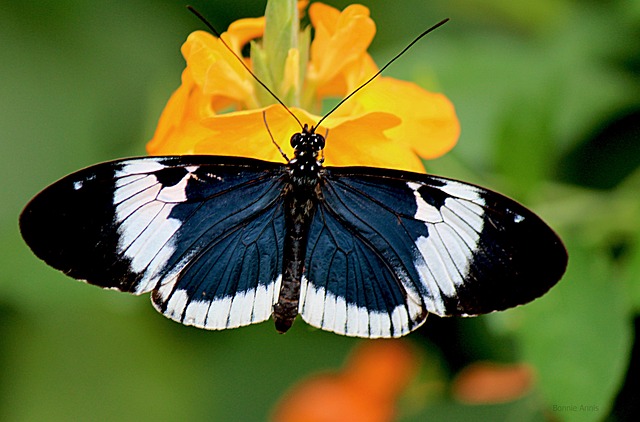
{"left": 20, "top": 120, "right": 567, "bottom": 338}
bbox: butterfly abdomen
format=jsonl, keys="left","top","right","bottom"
{"left": 274, "top": 189, "right": 317, "bottom": 333}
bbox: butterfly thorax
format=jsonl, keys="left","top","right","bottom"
{"left": 287, "top": 125, "right": 325, "bottom": 191}
{"left": 274, "top": 125, "right": 325, "bottom": 333}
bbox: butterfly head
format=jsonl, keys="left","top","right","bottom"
{"left": 290, "top": 124, "right": 325, "bottom": 157}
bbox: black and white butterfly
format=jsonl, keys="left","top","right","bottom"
{"left": 20, "top": 122, "right": 567, "bottom": 338}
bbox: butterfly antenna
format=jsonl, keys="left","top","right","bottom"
{"left": 314, "top": 18, "right": 449, "bottom": 129}
{"left": 263, "top": 111, "right": 289, "bottom": 161}
{"left": 186, "top": 5, "right": 304, "bottom": 130}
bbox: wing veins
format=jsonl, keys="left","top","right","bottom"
{"left": 327, "top": 178, "right": 417, "bottom": 219}
{"left": 118, "top": 171, "right": 285, "bottom": 300}
{"left": 157, "top": 196, "right": 286, "bottom": 329}
{"left": 119, "top": 202, "right": 171, "bottom": 258}
{"left": 160, "top": 197, "right": 284, "bottom": 304}
{"left": 320, "top": 182, "right": 423, "bottom": 313}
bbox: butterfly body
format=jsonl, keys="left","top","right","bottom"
{"left": 275, "top": 125, "right": 326, "bottom": 332}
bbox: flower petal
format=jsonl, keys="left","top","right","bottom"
{"left": 315, "top": 53, "right": 378, "bottom": 101}
{"left": 323, "top": 112, "right": 426, "bottom": 172}
{"left": 272, "top": 340, "right": 418, "bottom": 422}
{"left": 452, "top": 362, "right": 535, "bottom": 404}
{"left": 226, "top": 17, "right": 265, "bottom": 52}
{"left": 308, "top": 3, "right": 376, "bottom": 90}
{"left": 146, "top": 69, "right": 215, "bottom": 155}
{"left": 345, "top": 77, "right": 460, "bottom": 159}
{"left": 182, "top": 31, "right": 255, "bottom": 105}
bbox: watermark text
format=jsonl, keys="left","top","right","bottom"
{"left": 552, "top": 404, "right": 599, "bottom": 412}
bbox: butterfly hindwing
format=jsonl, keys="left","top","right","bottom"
{"left": 20, "top": 155, "right": 289, "bottom": 329}
{"left": 299, "top": 166, "right": 567, "bottom": 337}
{"left": 302, "top": 201, "right": 427, "bottom": 338}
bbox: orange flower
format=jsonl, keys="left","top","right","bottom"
{"left": 272, "top": 340, "right": 419, "bottom": 422}
{"left": 147, "top": 0, "right": 459, "bottom": 173}
{"left": 452, "top": 362, "right": 535, "bottom": 404}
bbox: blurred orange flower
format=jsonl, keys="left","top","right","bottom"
{"left": 147, "top": 0, "right": 459, "bottom": 172}
{"left": 452, "top": 362, "right": 535, "bottom": 404}
{"left": 272, "top": 340, "right": 419, "bottom": 422}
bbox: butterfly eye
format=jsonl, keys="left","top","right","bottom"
{"left": 290, "top": 133, "right": 302, "bottom": 149}
{"left": 312, "top": 134, "right": 325, "bottom": 150}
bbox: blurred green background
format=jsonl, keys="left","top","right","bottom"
{"left": 2, "top": 0, "right": 639, "bottom": 420}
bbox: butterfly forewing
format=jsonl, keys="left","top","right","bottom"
{"left": 20, "top": 156, "right": 289, "bottom": 329}
{"left": 297, "top": 166, "right": 567, "bottom": 336}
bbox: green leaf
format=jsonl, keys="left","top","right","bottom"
{"left": 493, "top": 89, "right": 557, "bottom": 199}
{"left": 294, "top": 25, "right": 312, "bottom": 108}
{"left": 623, "top": 215, "right": 640, "bottom": 313}
{"left": 514, "top": 236, "right": 633, "bottom": 421}
{"left": 263, "top": 0, "right": 298, "bottom": 97}
{"left": 250, "top": 41, "right": 276, "bottom": 107}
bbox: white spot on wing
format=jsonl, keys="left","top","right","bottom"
{"left": 123, "top": 204, "right": 181, "bottom": 274}
{"left": 184, "top": 299, "right": 210, "bottom": 327}
{"left": 323, "top": 292, "right": 337, "bottom": 330}
{"left": 165, "top": 289, "right": 188, "bottom": 320}
{"left": 413, "top": 239, "right": 446, "bottom": 315}
{"left": 440, "top": 206, "right": 479, "bottom": 249}
{"left": 334, "top": 295, "right": 347, "bottom": 334}
{"left": 407, "top": 182, "right": 442, "bottom": 223}
{"left": 157, "top": 177, "right": 190, "bottom": 203}
{"left": 115, "top": 160, "right": 165, "bottom": 178}
{"left": 157, "top": 167, "right": 199, "bottom": 203}
{"left": 252, "top": 282, "right": 272, "bottom": 322}
{"left": 439, "top": 181, "right": 482, "bottom": 201}
{"left": 435, "top": 223, "right": 471, "bottom": 279}
{"left": 447, "top": 200, "right": 484, "bottom": 235}
{"left": 206, "top": 296, "right": 233, "bottom": 328}
{"left": 300, "top": 282, "right": 426, "bottom": 338}
{"left": 115, "top": 173, "right": 147, "bottom": 188}
{"left": 411, "top": 185, "right": 486, "bottom": 315}
{"left": 115, "top": 182, "right": 161, "bottom": 221}
{"left": 367, "top": 311, "right": 379, "bottom": 337}
{"left": 304, "top": 283, "right": 326, "bottom": 327}
{"left": 298, "top": 274, "right": 307, "bottom": 311}
{"left": 111, "top": 162, "right": 210, "bottom": 299}
{"left": 113, "top": 163, "right": 184, "bottom": 284}
{"left": 390, "top": 307, "right": 407, "bottom": 336}
{"left": 160, "top": 287, "right": 277, "bottom": 331}
{"left": 346, "top": 303, "right": 362, "bottom": 333}
{"left": 117, "top": 201, "right": 164, "bottom": 251}
{"left": 228, "top": 290, "right": 250, "bottom": 328}
{"left": 114, "top": 175, "right": 158, "bottom": 205}
{"left": 273, "top": 274, "right": 283, "bottom": 305}
{"left": 393, "top": 306, "right": 421, "bottom": 336}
